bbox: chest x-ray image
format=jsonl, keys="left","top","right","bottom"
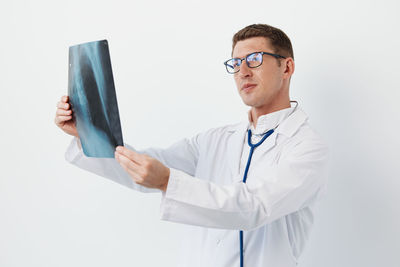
{"left": 68, "top": 39, "right": 124, "bottom": 158}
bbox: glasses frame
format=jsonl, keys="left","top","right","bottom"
{"left": 224, "top": 51, "right": 286, "bottom": 74}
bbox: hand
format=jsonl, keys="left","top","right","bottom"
{"left": 115, "top": 146, "right": 170, "bottom": 192}
{"left": 54, "top": 95, "right": 78, "bottom": 138}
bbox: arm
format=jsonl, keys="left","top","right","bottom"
{"left": 65, "top": 133, "right": 201, "bottom": 193}
{"left": 159, "top": 138, "right": 329, "bottom": 230}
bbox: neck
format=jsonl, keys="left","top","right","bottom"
{"left": 250, "top": 100, "right": 291, "bottom": 128}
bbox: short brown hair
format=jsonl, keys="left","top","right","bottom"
{"left": 232, "top": 24, "right": 294, "bottom": 61}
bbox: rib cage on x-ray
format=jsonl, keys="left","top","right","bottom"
{"left": 68, "top": 40, "right": 123, "bottom": 158}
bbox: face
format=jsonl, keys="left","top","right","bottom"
{"left": 232, "top": 37, "right": 293, "bottom": 111}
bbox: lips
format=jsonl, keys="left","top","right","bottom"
{"left": 241, "top": 83, "right": 257, "bottom": 92}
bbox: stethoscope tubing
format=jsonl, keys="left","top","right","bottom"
{"left": 240, "top": 128, "right": 274, "bottom": 267}
{"left": 239, "top": 101, "right": 298, "bottom": 267}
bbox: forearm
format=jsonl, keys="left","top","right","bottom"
{"left": 65, "top": 137, "right": 159, "bottom": 193}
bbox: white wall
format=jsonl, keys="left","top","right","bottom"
{"left": 1, "top": 0, "right": 399, "bottom": 266}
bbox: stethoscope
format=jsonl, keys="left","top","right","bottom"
{"left": 239, "top": 100, "right": 298, "bottom": 267}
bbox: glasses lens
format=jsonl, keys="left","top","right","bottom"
{"left": 247, "top": 52, "right": 263, "bottom": 68}
{"left": 225, "top": 58, "right": 241, "bottom": 73}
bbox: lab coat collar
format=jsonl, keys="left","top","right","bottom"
{"left": 247, "top": 107, "right": 296, "bottom": 135}
{"left": 228, "top": 105, "right": 308, "bottom": 137}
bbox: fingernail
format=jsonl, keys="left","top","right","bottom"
{"left": 116, "top": 146, "right": 122, "bottom": 152}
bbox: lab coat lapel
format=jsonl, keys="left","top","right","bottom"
{"left": 254, "top": 130, "right": 278, "bottom": 155}
{"left": 276, "top": 107, "right": 308, "bottom": 137}
{"left": 226, "top": 122, "right": 248, "bottom": 179}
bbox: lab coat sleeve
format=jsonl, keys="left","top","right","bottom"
{"left": 159, "top": 138, "right": 329, "bottom": 231}
{"left": 65, "top": 134, "right": 200, "bottom": 193}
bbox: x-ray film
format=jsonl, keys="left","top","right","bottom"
{"left": 68, "top": 40, "right": 123, "bottom": 158}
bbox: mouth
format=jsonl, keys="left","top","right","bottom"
{"left": 241, "top": 83, "right": 257, "bottom": 92}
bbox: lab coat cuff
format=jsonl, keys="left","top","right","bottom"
{"left": 165, "top": 167, "right": 185, "bottom": 196}
{"left": 64, "top": 137, "right": 83, "bottom": 163}
{"left": 160, "top": 168, "right": 190, "bottom": 221}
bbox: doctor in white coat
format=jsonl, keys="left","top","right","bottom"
{"left": 55, "top": 24, "right": 329, "bottom": 267}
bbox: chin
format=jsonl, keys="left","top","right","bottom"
{"left": 241, "top": 98, "right": 258, "bottom": 107}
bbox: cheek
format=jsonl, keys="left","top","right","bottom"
{"left": 256, "top": 69, "right": 279, "bottom": 87}
{"left": 253, "top": 72, "right": 267, "bottom": 88}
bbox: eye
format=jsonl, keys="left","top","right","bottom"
{"left": 248, "top": 53, "right": 261, "bottom": 62}
{"left": 231, "top": 58, "right": 241, "bottom": 68}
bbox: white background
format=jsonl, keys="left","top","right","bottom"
{"left": 1, "top": 0, "right": 399, "bottom": 266}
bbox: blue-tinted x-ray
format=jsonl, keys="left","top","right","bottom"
{"left": 68, "top": 40, "right": 123, "bottom": 158}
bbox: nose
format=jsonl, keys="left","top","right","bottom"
{"left": 237, "top": 60, "right": 252, "bottom": 78}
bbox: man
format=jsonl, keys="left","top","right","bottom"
{"left": 55, "top": 24, "right": 329, "bottom": 267}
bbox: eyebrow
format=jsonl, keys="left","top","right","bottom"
{"left": 231, "top": 52, "right": 252, "bottom": 58}
{"left": 230, "top": 51, "right": 262, "bottom": 59}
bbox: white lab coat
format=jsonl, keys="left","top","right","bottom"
{"left": 65, "top": 106, "right": 329, "bottom": 267}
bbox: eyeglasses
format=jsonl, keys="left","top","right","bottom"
{"left": 224, "top": 51, "right": 286, "bottom": 74}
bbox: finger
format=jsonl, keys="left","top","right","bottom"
{"left": 61, "top": 95, "right": 69, "bottom": 102}
{"left": 115, "top": 152, "right": 141, "bottom": 173}
{"left": 57, "top": 101, "right": 70, "bottom": 110}
{"left": 116, "top": 155, "right": 143, "bottom": 183}
{"left": 115, "top": 146, "right": 146, "bottom": 165}
{"left": 55, "top": 115, "right": 72, "bottom": 125}
{"left": 125, "top": 167, "right": 144, "bottom": 184}
{"left": 116, "top": 153, "right": 145, "bottom": 183}
{"left": 56, "top": 108, "right": 72, "bottom": 116}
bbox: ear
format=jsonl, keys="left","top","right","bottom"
{"left": 283, "top": 57, "right": 295, "bottom": 79}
